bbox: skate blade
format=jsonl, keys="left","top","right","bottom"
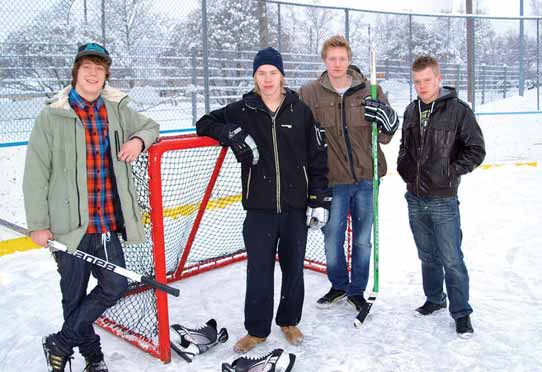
{"left": 275, "top": 351, "right": 296, "bottom": 372}
{"left": 170, "top": 341, "right": 194, "bottom": 363}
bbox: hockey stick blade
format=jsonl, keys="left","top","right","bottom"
{"left": 354, "top": 293, "right": 377, "bottom": 328}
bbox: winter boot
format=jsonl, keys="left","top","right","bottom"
{"left": 222, "top": 348, "right": 296, "bottom": 372}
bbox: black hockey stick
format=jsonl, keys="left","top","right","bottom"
{"left": 48, "top": 240, "right": 179, "bottom": 297}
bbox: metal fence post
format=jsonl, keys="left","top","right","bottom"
{"left": 537, "top": 19, "right": 540, "bottom": 110}
{"left": 101, "top": 0, "right": 106, "bottom": 45}
{"left": 202, "top": 0, "right": 210, "bottom": 113}
{"left": 481, "top": 63, "right": 486, "bottom": 104}
{"left": 408, "top": 14, "right": 413, "bottom": 102}
{"left": 345, "top": 9, "right": 350, "bottom": 42}
{"left": 455, "top": 64, "right": 461, "bottom": 94}
{"left": 277, "top": 3, "right": 282, "bottom": 52}
{"left": 519, "top": 0, "right": 525, "bottom": 96}
{"left": 503, "top": 64, "right": 508, "bottom": 98}
{"left": 191, "top": 47, "right": 197, "bottom": 126}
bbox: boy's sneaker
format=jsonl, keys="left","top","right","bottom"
{"left": 455, "top": 315, "right": 474, "bottom": 339}
{"left": 347, "top": 295, "right": 367, "bottom": 312}
{"left": 83, "top": 351, "right": 108, "bottom": 372}
{"left": 316, "top": 288, "right": 346, "bottom": 308}
{"left": 415, "top": 299, "right": 447, "bottom": 316}
{"left": 42, "top": 335, "right": 73, "bottom": 372}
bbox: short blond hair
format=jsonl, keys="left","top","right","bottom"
{"left": 412, "top": 55, "right": 440, "bottom": 75}
{"left": 321, "top": 35, "right": 352, "bottom": 60}
{"left": 253, "top": 75, "right": 286, "bottom": 96}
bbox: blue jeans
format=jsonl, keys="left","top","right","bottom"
{"left": 52, "top": 233, "right": 128, "bottom": 356}
{"left": 405, "top": 192, "right": 473, "bottom": 319}
{"left": 322, "top": 180, "right": 373, "bottom": 297}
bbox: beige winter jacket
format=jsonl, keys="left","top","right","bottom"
{"left": 23, "top": 85, "right": 159, "bottom": 252}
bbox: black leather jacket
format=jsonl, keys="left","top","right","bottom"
{"left": 397, "top": 87, "right": 485, "bottom": 197}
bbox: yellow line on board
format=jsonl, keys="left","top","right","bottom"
{"left": 0, "top": 237, "right": 41, "bottom": 256}
{"left": 142, "top": 194, "right": 242, "bottom": 224}
{"left": 480, "top": 161, "right": 538, "bottom": 170}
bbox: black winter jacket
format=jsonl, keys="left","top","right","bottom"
{"left": 196, "top": 89, "right": 330, "bottom": 212}
{"left": 397, "top": 87, "right": 485, "bottom": 197}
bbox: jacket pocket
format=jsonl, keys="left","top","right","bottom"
{"left": 48, "top": 176, "right": 74, "bottom": 234}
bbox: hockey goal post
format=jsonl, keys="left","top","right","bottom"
{"left": 97, "top": 134, "right": 351, "bottom": 363}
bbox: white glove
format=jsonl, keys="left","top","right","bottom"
{"left": 306, "top": 207, "right": 329, "bottom": 230}
{"left": 244, "top": 134, "right": 260, "bottom": 165}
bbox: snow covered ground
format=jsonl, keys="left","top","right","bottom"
{"left": 1, "top": 164, "right": 541, "bottom": 371}
{"left": 1, "top": 89, "right": 542, "bottom": 371}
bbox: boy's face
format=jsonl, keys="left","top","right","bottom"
{"left": 323, "top": 47, "right": 350, "bottom": 81}
{"left": 412, "top": 66, "right": 442, "bottom": 104}
{"left": 75, "top": 58, "right": 107, "bottom": 101}
{"left": 254, "top": 65, "right": 283, "bottom": 99}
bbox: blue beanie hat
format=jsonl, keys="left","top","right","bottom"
{"left": 253, "top": 47, "right": 284, "bottom": 76}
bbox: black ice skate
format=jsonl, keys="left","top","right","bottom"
{"left": 222, "top": 348, "right": 296, "bottom": 372}
{"left": 170, "top": 318, "right": 228, "bottom": 362}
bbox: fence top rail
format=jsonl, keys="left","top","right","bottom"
{"left": 267, "top": 0, "right": 542, "bottom": 21}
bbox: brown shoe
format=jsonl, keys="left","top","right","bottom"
{"left": 233, "top": 334, "right": 266, "bottom": 353}
{"left": 280, "top": 326, "right": 304, "bottom": 345}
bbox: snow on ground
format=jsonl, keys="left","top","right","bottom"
{"left": 1, "top": 165, "right": 541, "bottom": 371}
{"left": 1, "top": 90, "right": 542, "bottom": 371}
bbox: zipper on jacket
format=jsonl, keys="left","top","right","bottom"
{"left": 340, "top": 93, "right": 358, "bottom": 182}
{"left": 415, "top": 100, "right": 435, "bottom": 195}
{"left": 114, "top": 130, "right": 121, "bottom": 161}
{"left": 245, "top": 96, "right": 285, "bottom": 213}
{"left": 74, "top": 120, "right": 82, "bottom": 227}
{"left": 246, "top": 168, "right": 252, "bottom": 200}
{"left": 303, "top": 165, "right": 309, "bottom": 197}
{"left": 271, "top": 99, "right": 285, "bottom": 213}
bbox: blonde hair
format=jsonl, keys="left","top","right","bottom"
{"left": 321, "top": 35, "right": 352, "bottom": 60}
{"left": 253, "top": 75, "right": 286, "bottom": 96}
{"left": 412, "top": 55, "right": 440, "bottom": 75}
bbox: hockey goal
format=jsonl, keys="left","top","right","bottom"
{"left": 97, "top": 134, "right": 351, "bottom": 363}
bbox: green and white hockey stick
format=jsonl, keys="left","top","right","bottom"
{"left": 355, "top": 47, "right": 379, "bottom": 328}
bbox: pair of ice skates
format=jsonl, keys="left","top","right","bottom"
{"left": 170, "top": 318, "right": 296, "bottom": 372}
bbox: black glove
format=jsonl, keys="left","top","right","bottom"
{"left": 363, "top": 97, "right": 399, "bottom": 135}
{"left": 308, "top": 191, "right": 332, "bottom": 210}
{"left": 218, "top": 123, "right": 259, "bottom": 165}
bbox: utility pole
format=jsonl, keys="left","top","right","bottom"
{"left": 519, "top": 0, "right": 525, "bottom": 96}
{"left": 466, "top": 0, "right": 475, "bottom": 107}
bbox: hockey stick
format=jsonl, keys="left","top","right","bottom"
{"left": 48, "top": 240, "right": 180, "bottom": 297}
{"left": 355, "top": 47, "right": 379, "bottom": 328}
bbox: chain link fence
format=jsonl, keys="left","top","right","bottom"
{"left": 1, "top": 0, "right": 541, "bottom": 145}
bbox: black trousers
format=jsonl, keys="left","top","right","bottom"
{"left": 242, "top": 209, "right": 308, "bottom": 338}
